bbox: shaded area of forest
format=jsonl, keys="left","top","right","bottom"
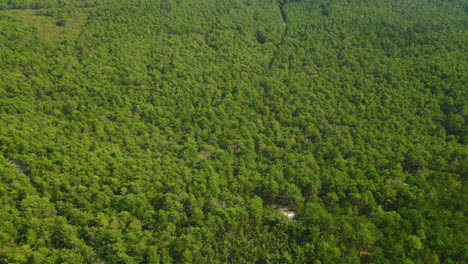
{"left": 0, "top": 0, "right": 466, "bottom": 263}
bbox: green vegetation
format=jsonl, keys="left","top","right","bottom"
{"left": 0, "top": 8, "right": 89, "bottom": 42}
{"left": 0, "top": 0, "right": 466, "bottom": 263}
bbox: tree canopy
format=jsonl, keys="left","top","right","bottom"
{"left": 0, "top": 0, "right": 466, "bottom": 263}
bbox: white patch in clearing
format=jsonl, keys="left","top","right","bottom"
{"left": 279, "top": 208, "right": 295, "bottom": 220}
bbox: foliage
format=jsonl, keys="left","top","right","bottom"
{"left": 0, "top": 0, "right": 466, "bottom": 263}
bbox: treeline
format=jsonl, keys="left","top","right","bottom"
{"left": 0, "top": 0, "right": 101, "bottom": 9}
{"left": 0, "top": 0, "right": 466, "bottom": 263}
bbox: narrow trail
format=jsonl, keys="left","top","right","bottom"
{"left": 9, "top": 160, "right": 25, "bottom": 175}
{"left": 268, "top": 1, "right": 288, "bottom": 69}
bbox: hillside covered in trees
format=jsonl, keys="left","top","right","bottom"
{"left": 0, "top": 0, "right": 467, "bottom": 263}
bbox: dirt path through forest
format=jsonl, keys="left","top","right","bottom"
{"left": 268, "top": 1, "right": 289, "bottom": 69}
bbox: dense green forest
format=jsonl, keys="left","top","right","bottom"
{"left": 0, "top": 0, "right": 467, "bottom": 263}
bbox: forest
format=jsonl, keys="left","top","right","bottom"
{"left": 0, "top": 0, "right": 466, "bottom": 263}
